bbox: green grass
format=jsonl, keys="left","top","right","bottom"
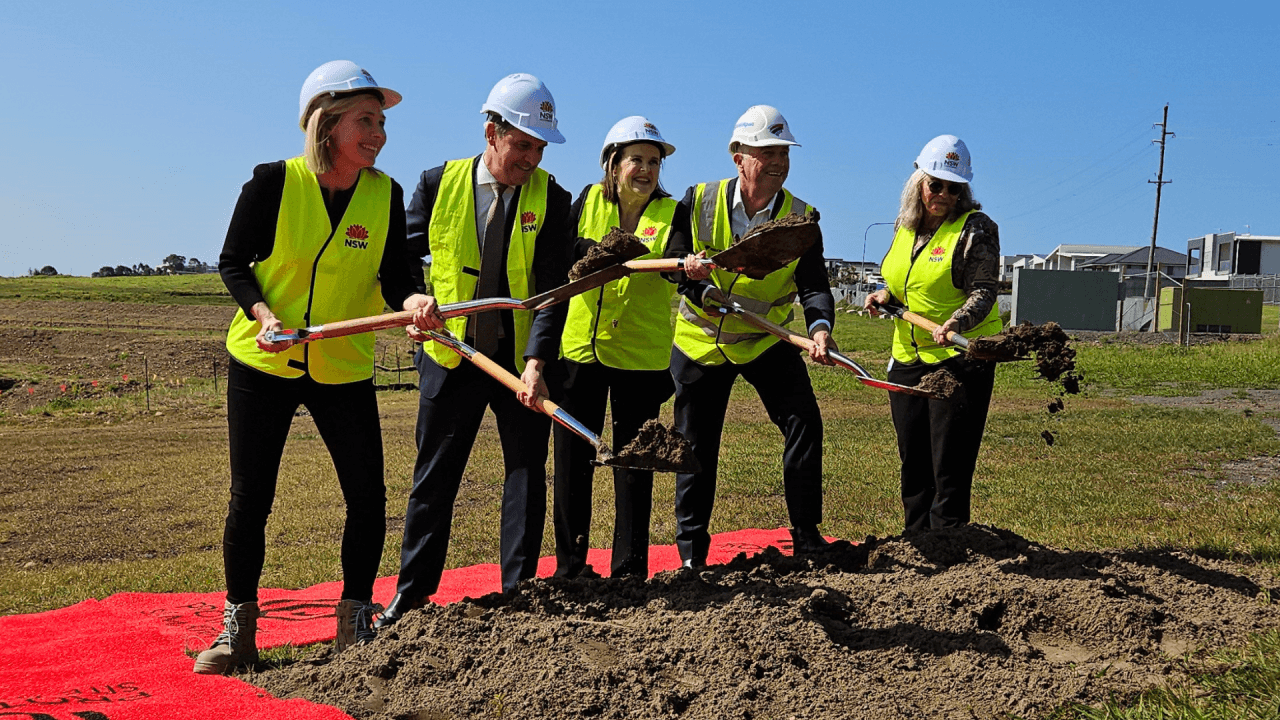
{"left": 4, "top": 283, "right": 1280, "bottom": 717}
{"left": 0, "top": 273, "right": 234, "bottom": 305}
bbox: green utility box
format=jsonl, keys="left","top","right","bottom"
{"left": 1158, "top": 288, "right": 1263, "bottom": 334}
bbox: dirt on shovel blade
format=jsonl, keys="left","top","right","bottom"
{"left": 607, "top": 419, "right": 700, "bottom": 473}
{"left": 568, "top": 228, "right": 649, "bottom": 281}
{"left": 916, "top": 367, "right": 962, "bottom": 400}
{"left": 718, "top": 213, "right": 820, "bottom": 278}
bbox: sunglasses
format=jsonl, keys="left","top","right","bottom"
{"left": 926, "top": 180, "right": 964, "bottom": 196}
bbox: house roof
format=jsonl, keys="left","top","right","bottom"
{"left": 1050, "top": 244, "right": 1144, "bottom": 256}
{"left": 1079, "top": 246, "right": 1188, "bottom": 267}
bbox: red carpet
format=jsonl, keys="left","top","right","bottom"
{"left": 0, "top": 528, "right": 805, "bottom": 719}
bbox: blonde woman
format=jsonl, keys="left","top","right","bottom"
{"left": 196, "top": 60, "right": 442, "bottom": 674}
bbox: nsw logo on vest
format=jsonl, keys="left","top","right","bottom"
{"left": 520, "top": 211, "right": 538, "bottom": 233}
{"left": 928, "top": 246, "right": 947, "bottom": 263}
{"left": 642, "top": 226, "right": 657, "bottom": 237}
{"left": 344, "top": 224, "right": 370, "bottom": 250}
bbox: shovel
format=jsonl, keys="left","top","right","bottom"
{"left": 710, "top": 298, "right": 942, "bottom": 399}
{"left": 526, "top": 217, "right": 821, "bottom": 311}
{"left": 874, "top": 303, "right": 1026, "bottom": 363}
{"left": 423, "top": 330, "right": 683, "bottom": 472}
{"left": 266, "top": 297, "right": 536, "bottom": 345}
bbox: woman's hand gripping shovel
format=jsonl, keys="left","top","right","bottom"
{"left": 706, "top": 291, "right": 943, "bottom": 399}
{"left": 423, "top": 329, "right": 700, "bottom": 474}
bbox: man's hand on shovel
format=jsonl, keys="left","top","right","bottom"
{"left": 518, "top": 358, "right": 548, "bottom": 409}
{"left": 403, "top": 294, "right": 445, "bottom": 342}
{"left": 809, "top": 328, "right": 839, "bottom": 366}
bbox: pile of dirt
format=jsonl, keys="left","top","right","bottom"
{"left": 718, "top": 213, "right": 820, "bottom": 278}
{"left": 971, "top": 321, "right": 1082, "bottom": 394}
{"left": 254, "top": 525, "right": 1280, "bottom": 719}
{"left": 608, "top": 419, "right": 700, "bottom": 473}
{"left": 916, "top": 367, "right": 962, "bottom": 400}
{"left": 568, "top": 228, "right": 649, "bottom": 281}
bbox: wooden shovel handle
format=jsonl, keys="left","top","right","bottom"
{"left": 624, "top": 257, "right": 682, "bottom": 272}
{"left": 307, "top": 309, "right": 416, "bottom": 339}
{"left": 879, "top": 304, "right": 971, "bottom": 349}
{"left": 448, "top": 343, "right": 561, "bottom": 417}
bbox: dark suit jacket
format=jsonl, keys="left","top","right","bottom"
{"left": 406, "top": 156, "right": 572, "bottom": 398}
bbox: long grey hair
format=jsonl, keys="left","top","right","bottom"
{"left": 895, "top": 169, "right": 981, "bottom": 232}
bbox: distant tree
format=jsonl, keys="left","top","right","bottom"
{"left": 38, "top": 265, "right": 58, "bottom": 276}
{"left": 162, "top": 254, "right": 187, "bottom": 273}
{"left": 114, "top": 265, "right": 134, "bottom": 276}
{"left": 96, "top": 266, "right": 116, "bottom": 277}
{"left": 134, "top": 262, "right": 153, "bottom": 276}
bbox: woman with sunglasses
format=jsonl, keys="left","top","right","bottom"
{"left": 864, "top": 135, "right": 1002, "bottom": 531}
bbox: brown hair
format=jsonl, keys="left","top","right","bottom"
{"left": 302, "top": 90, "right": 384, "bottom": 175}
{"left": 599, "top": 141, "right": 669, "bottom": 204}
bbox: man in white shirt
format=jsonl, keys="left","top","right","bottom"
{"left": 668, "top": 105, "right": 837, "bottom": 567}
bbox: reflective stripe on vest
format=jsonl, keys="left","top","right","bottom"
{"left": 561, "top": 184, "right": 677, "bottom": 370}
{"left": 423, "top": 157, "right": 547, "bottom": 372}
{"left": 225, "top": 156, "right": 390, "bottom": 383}
{"left": 672, "top": 179, "right": 810, "bottom": 365}
{"left": 881, "top": 211, "right": 1002, "bottom": 364}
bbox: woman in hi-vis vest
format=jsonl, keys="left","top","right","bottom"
{"left": 552, "top": 116, "right": 709, "bottom": 579}
{"left": 864, "top": 135, "right": 1003, "bottom": 532}
{"left": 196, "top": 61, "right": 443, "bottom": 675}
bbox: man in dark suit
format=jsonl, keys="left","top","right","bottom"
{"left": 378, "top": 74, "right": 571, "bottom": 627}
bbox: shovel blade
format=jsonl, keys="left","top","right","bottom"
{"left": 713, "top": 217, "right": 820, "bottom": 279}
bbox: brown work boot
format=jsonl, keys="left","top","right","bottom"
{"left": 335, "top": 599, "right": 381, "bottom": 653}
{"left": 192, "top": 600, "right": 259, "bottom": 674}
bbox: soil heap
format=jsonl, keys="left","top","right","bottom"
{"left": 254, "top": 525, "right": 1280, "bottom": 720}
{"left": 608, "top": 419, "right": 699, "bottom": 473}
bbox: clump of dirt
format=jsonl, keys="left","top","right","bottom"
{"left": 568, "top": 228, "right": 649, "bottom": 281}
{"left": 253, "top": 524, "right": 1280, "bottom": 720}
{"left": 1041, "top": 429, "right": 1056, "bottom": 446}
{"left": 972, "top": 321, "right": 1082, "bottom": 394}
{"left": 738, "top": 211, "right": 815, "bottom": 240}
{"left": 916, "top": 367, "right": 962, "bottom": 400}
{"left": 719, "top": 213, "right": 820, "bottom": 279}
{"left": 607, "top": 419, "right": 700, "bottom": 473}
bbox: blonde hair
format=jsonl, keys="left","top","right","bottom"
{"left": 895, "top": 168, "right": 981, "bottom": 232}
{"left": 302, "top": 91, "right": 383, "bottom": 175}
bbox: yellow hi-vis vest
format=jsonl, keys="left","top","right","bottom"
{"left": 881, "top": 211, "right": 1002, "bottom": 364}
{"left": 423, "top": 157, "right": 548, "bottom": 373}
{"left": 561, "top": 185, "right": 677, "bottom": 370}
{"left": 673, "top": 180, "right": 812, "bottom": 365}
{"left": 226, "top": 156, "right": 390, "bottom": 383}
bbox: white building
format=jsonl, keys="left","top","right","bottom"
{"left": 1185, "top": 232, "right": 1280, "bottom": 281}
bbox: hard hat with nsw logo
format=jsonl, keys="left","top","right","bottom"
{"left": 481, "top": 73, "right": 565, "bottom": 144}
{"left": 729, "top": 105, "right": 800, "bottom": 151}
{"left": 298, "top": 60, "right": 402, "bottom": 130}
{"left": 599, "top": 116, "right": 676, "bottom": 169}
{"left": 915, "top": 135, "right": 973, "bottom": 183}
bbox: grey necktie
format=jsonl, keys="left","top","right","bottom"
{"left": 471, "top": 182, "right": 507, "bottom": 356}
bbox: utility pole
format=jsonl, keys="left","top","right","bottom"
{"left": 1143, "top": 104, "right": 1174, "bottom": 324}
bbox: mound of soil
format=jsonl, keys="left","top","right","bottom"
{"left": 608, "top": 419, "right": 699, "bottom": 473}
{"left": 254, "top": 525, "right": 1280, "bottom": 719}
{"left": 917, "top": 367, "right": 962, "bottom": 400}
{"left": 568, "top": 229, "right": 649, "bottom": 281}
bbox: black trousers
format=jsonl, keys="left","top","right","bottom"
{"left": 671, "top": 341, "right": 824, "bottom": 565}
{"left": 887, "top": 354, "right": 996, "bottom": 530}
{"left": 223, "top": 359, "right": 386, "bottom": 604}
{"left": 393, "top": 339, "right": 552, "bottom": 598}
{"left": 552, "top": 360, "right": 673, "bottom": 578}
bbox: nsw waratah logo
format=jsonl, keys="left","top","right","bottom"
{"left": 642, "top": 227, "right": 657, "bottom": 237}
{"left": 928, "top": 246, "right": 946, "bottom": 262}
{"left": 643, "top": 122, "right": 659, "bottom": 136}
{"left": 538, "top": 100, "right": 554, "bottom": 122}
{"left": 520, "top": 211, "right": 538, "bottom": 233}
{"left": 944, "top": 151, "right": 961, "bottom": 169}
{"left": 344, "top": 224, "right": 370, "bottom": 250}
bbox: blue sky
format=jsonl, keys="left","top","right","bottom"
{"left": 3, "top": 1, "right": 1276, "bottom": 277}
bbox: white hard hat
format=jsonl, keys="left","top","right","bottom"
{"left": 599, "top": 116, "right": 676, "bottom": 169}
{"left": 298, "top": 60, "right": 401, "bottom": 130}
{"left": 914, "top": 135, "right": 973, "bottom": 183}
{"left": 480, "top": 73, "right": 565, "bottom": 144}
{"left": 729, "top": 105, "right": 800, "bottom": 151}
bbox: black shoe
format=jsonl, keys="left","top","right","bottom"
{"left": 373, "top": 593, "right": 425, "bottom": 629}
{"left": 790, "top": 526, "right": 831, "bottom": 555}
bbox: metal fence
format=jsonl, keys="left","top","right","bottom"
{"left": 1230, "top": 274, "right": 1280, "bottom": 304}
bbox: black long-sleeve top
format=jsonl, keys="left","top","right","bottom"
{"left": 218, "top": 161, "right": 420, "bottom": 318}
{"left": 405, "top": 157, "right": 572, "bottom": 362}
{"left": 668, "top": 178, "right": 835, "bottom": 332}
